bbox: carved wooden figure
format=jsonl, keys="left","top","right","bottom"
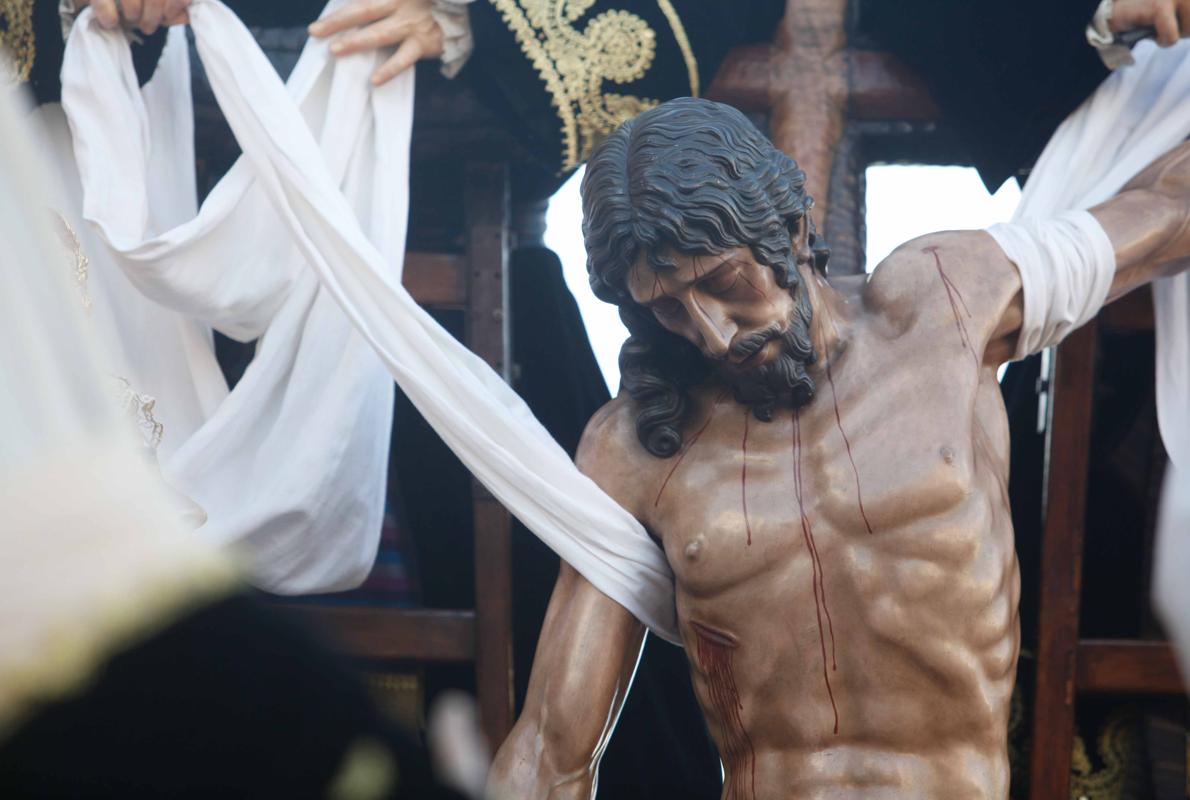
{"left": 486, "top": 99, "right": 1190, "bottom": 799}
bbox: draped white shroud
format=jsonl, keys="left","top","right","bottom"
{"left": 996, "top": 40, "right": 1190, "bottom": 683}
{"left": 58, "top": 1, "right": 680, "bottom": 642}
{"left": 0, "top": 82, "right": 235, "bottom": 739}
{"left": 55, "top": 6, "right": 1190, "bottom": 655}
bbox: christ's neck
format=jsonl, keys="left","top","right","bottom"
{"left": 800, "top": 263, "right": 853, "bottom": 371}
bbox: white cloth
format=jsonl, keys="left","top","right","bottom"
{"left": 61, "top": 11, "right": 399, "bottom": 594}
{"left": 1153, "top": 464, "right": 1190, "bottom": 687}
{"left": 61, "top": 1, "right": 680, "bottom": 641}
{"left": 1085, "top": 0, "right": 1137, "bottom": 70}
{"left": 987, "top": 210, "right": 1117, "bottom": 359}
{"left": 1010, "top": 39, "right": 1190, "bottom": 470}
{"left": 1004, "top": 39, "right": 1190, "bottom": 684}
{"left": 431, "top": 0, "right": 476, "bottom": 79}
{"left": 0, "top": 83, "right": 234, "bottom": 739}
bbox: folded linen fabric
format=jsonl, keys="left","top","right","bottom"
{"left": 993, "top": 39, "right": 1190, "bottom": 683}
{"left": 60, "top": 0, "right": 679, "bottom": 641}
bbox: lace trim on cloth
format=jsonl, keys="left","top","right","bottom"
{"left": 50, "top": 209, "right": 92, "bottom": 311}
{"left": 0, "top": 0, "right": 34, "bottom": 84}
{"left": 110, "top": 377, "right": 166, "bottom": 451}
{"left": 490, "top": 0, "right": 664, "bottom": 171}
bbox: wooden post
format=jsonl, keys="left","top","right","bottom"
{"left": 770, "top": 0, "right": 850, "bottom": 234}
{"left": 1028, "top": 322, "right": 1098, "bottom": 800}
{"left": 464, "top": 162, "right": 515, "bottom": 747}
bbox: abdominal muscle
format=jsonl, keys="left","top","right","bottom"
{"left": 672, "top": 509, "right": 1016, "bottom": 800}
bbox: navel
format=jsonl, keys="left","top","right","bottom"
{"left": 941, "top": 445, "right": 956, "bottom": 464}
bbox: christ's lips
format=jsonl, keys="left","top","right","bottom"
{"left": 729, "top": 323, "right": 785, "bottom": 366}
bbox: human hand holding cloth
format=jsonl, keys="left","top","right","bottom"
{"left": 61, "top": 0, "right": 679, "bottom": 640}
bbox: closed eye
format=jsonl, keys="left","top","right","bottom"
{"left": 702, "top": 268, "right": 740, "bottom": 295}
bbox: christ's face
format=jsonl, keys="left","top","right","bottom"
{"left": 626, "top": 245, "right": 798, "bottom": 378}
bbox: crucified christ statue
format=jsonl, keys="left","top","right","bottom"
{"left": 487, "top": 98, "right": 1190, "bottom": 800}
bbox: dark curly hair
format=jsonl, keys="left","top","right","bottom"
{"left": 582, "top": 98, "right": 829, "bottom": 458}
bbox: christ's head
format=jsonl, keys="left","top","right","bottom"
{"left": 582, "top": 98, "right": 829, "bottom": 458}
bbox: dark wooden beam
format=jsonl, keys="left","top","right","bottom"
{"left": 403, "top": 252, "right": 466, "bottom": 306}
{"left": 847, "top": 50, "right": 938, "bottom": 121}
{"left": 1075, "top": 640, "right": 1187, "bottom": 694}
{"left": 464, "top": 163, "right": 516, "bottom": 748}
{"left": 707, "top": 46, "right": 937, "bottom": 122}
{"left": 706, "top": 44, "right": 775, "bottom": 112}
{"left": 280, "top": 607, "right": 477, "bottom": 662}
{"left": 1100, "top": 287, "right": 1155, "bottom": 332}
{"left": 1029, "top": 322, "right": 1099, "bottom": 800}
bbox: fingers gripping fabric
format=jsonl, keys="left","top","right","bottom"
{"left": 987, "top": 40, "right": 1190, "bottom": 684}
{"left": 60, "top": 1, "right": 679, "bottom": 641}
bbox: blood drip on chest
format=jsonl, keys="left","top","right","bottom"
{"left": 815, "top": 301, "right": 874, "bottom": 535}
{"left": 925, "top": 246, "right": 979, "bottom": 367}
{"left": 694, "top": 627, "right": 757, "bottom": 800}
{"left": 793, "top": 409, "right": 840, "bottom": 734}
{"left": 654, "top": 390, "right": 729, "bottom": 507}
{"left": 823, "top": 358, "right": 874, "bottom": 535}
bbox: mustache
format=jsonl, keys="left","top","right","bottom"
{"left": 729, "top": 322, "right": 786, "bottom": 362}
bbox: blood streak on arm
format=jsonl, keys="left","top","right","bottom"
{"left": 924, "top": 245, "right": 979, "bottom": 368}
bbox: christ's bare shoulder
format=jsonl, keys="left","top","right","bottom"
{"left": 576, "top": 395, "right": 655, "bottom": 522}
{"left": 862, "top": 230, "right": 1025, "bottom": 366}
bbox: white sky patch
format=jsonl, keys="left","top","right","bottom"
{"left": 547, "top": 164, "right": 1023, "bottom": 393}
{"left": 865, "top": 165, "right": 1021, "bottom": 271}
{"left": 546, "top": 166, "right": 629, "bottom": 393}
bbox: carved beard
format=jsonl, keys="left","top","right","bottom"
{"left": 718, "top": 289, "right": 816, "bottom": 422}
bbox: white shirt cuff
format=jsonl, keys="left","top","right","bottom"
{"left": 1086, "top": 0, "right": 1137, "bottom": 70}
{"left": 431, "top": 0, "right": 475, "bottom": 79}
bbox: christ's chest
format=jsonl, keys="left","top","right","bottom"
{"left": 649, "top": 386, "right": 982, "bottom": 599}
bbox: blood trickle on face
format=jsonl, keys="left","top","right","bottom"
{"left": 626, "top": 246, "right": 796, "bottom": 376}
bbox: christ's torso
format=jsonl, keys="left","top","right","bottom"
{"left": 626, "top": 307, "right": 1020, "bottom": 799}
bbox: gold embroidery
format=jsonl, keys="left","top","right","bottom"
{"left": 1070, "top": 708, "right": 1141, "bottom": 799}
{"left": 656, "top": 0, "right": 698, "bottom": 98}
{"left": 0, "top": 0, "right": 34, "bottom": 84}
{"left": 51, "top": 210, "right": 92, "bottom": 311}
{"left": 491, "top": 0, "right": 667, "bottom": 171}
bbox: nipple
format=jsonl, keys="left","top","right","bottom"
{"left": 940, "top": 446, "right": 956, "bottom": 464}
{"left": 685, "top": 536, "right": 705, "bottom": 561}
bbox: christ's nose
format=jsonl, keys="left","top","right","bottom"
{"left": 689, "top": 303, "right": 735, "bottom": 358}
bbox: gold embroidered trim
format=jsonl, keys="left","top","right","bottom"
{"left": 491, "top": 0, "right": 663, "bottom": 171}
{"left": 0, "top": 0, "right": 34, "bottom": 84}
{"left": 1070, "top": 708, "right": 1141, "bottom": 799}
{"left": 655, "top": 0, "right": 697, "bottom": 98}
{"left": 110, "top": 377, "right": 166, "bottom": 451}
{"left": 51, "top": 210, "right": 92, "bottom": 311}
